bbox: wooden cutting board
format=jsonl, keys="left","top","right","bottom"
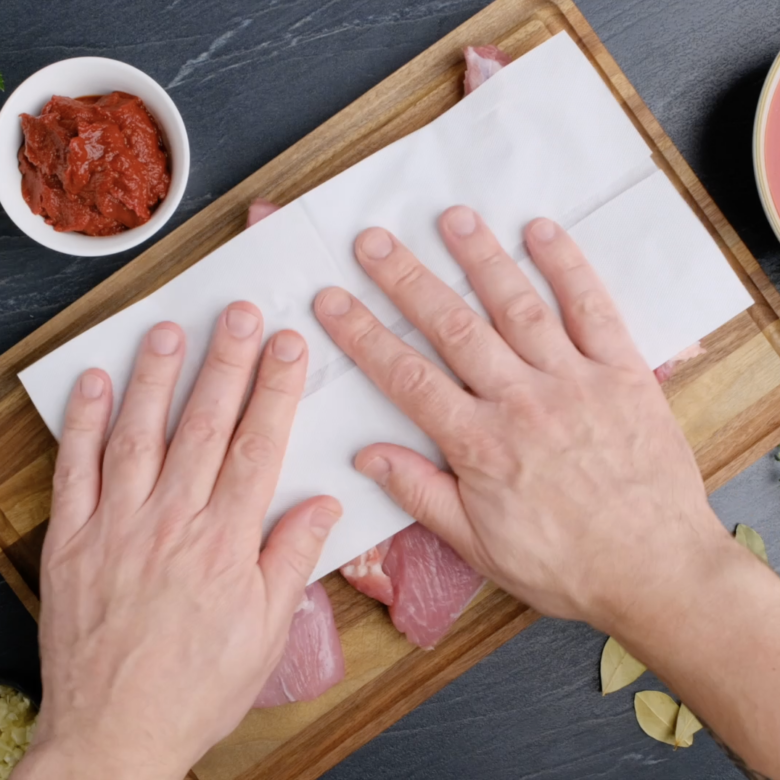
{"left": 2, "top": 1, "right": 780, "bottom": 778}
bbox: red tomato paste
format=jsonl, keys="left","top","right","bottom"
{"left": 767, "top": 83, "right": 780, "bottom": 219}
{"left": 18, "top": 91, "right": 170, "bottom": 236}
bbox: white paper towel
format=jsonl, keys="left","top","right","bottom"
{"left": 19, "top": 33, "right": 753, "bottom": 581}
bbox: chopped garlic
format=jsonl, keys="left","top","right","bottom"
{"left": 0, "top": 685, "right": 36, "bottom": 779}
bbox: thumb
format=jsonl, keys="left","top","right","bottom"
{"left": 355, "top": 443, "right": 473, "bottom": 553}
{"left": 259, "top": 495, "right": 341, "bottom": 627}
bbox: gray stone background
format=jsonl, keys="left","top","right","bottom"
{"left": 1, "top": 1, "right": 779, "bottom": 777}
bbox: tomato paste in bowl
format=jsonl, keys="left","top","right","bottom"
{"left": 18, "top": 92, "right": 171, "bottom": 236}
{"left": 755, "top": 50, "right": 780, "bottom": 241}
{"left": 0, "top": 57, "right": 188, "bottom": 256}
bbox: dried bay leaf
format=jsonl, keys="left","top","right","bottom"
{"left": 634, "top": 691, "right": 679, "bottom": 745}
{"left": 675, "top": 703, "right": 703, "bottom": 748}
{"left": 735, "top": 524, "right": 769, "bottom": 564}
{"left": 600, "top": 637, "right": 646, "bottom": 694}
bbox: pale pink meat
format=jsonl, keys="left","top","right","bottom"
{"left": 463, "top": 45, "right": 512, "bottom": 95}
{"left": 253, "top": 582, "right": 345, "bottom": 708}
{"left": 653, "top": 342, "right": 706, "bottom": 384}
{"left": 339, "top": 538, "right": 394, "bottom": 605}
{"left": 382, "top": 524, "right": 486, "bottom": 650}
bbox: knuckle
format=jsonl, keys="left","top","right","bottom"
{"left": 504, "top": 291, "right": 547, "bottom": 329}
{"left": 179, "top": 413, "right": 224, "bottom": 446}
{"left": 134, "top": 370, "right": 169, "bottom": 391}
{"left": 435, "top": 306, "right": 481, "bottom": 350}
{"left": 473, "top": 249, "right": 505, "bottom": 270}
{"left": 107, "top": 427, "right": 160, "bottom": 461}
{"left": 392, "top": 261, "right": 425, "bottom": 291}
{"left": 280, "top": 547, "right": 315, "bottom": 583}
{"left": 207, "top": 348, "right": 247, "bottom": 374}
{"left": 62, "top": 416, "right": 97, "bottom": 436}
{"left": 256, "top": 377, "right": 299, "bottom": 402}
{"left": 387, "top": 353, "right": 435, "bottom": 399}
{"left": 571, "top": 289, "right": 617, "bottom": 326}
{"left": 401, "top": 480, "right": 431, "bottom": 521}
{"left": 52, "top": 463, "right": 91, "bottom": 495}
{"left": 232, "top": 430, "right": 280, "bottom": 469}
{"left": 352, "top": 317, "right": 384, "bottom": 352}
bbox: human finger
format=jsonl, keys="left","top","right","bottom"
{"left": 353, "top": 227, "right": 523, "bottom": 397}
{"left": 524, "top": 219, "right": 647, "bottom": 371}
{"left": 438, "top": 206, "right": 581, "bottom": 374}
{"left": 314, "top": 288, "right": 477, "bottom": 451}
{"left": 100, "top": 323, "right": 185, "bottom": 510}
{"left": 48, "top": 370, "right": 113, "bottom": 550}
{"left": 355, "top": 442, "right": 475, "bottom": 554}
{"left": 209, "top": 330, "right": 308, "bottom": 548}
{"left": 159, "top": 302, "right": 264, "bottom": 510}
{"left": 259, "top": 496, "right": 342, "bottom": 630}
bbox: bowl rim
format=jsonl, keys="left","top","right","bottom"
{"left": 754, "top": 48, "right": 780, "bottom": 243}
{"left": 0, "top": 56, "right": 189, "bottom": 256}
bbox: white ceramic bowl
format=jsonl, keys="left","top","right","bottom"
{"left": 754, "top": 49, "right": 780, "bottom": 243}
{"left": 0, "top": 57, "right": 189, "bottom": 256}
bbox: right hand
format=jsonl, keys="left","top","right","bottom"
{"left": 314, "top": 206, "right": 731, "bottom": 633}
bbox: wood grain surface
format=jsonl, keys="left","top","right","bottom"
{"left": 1, "top": 1, "right": 779, "bottom": 778}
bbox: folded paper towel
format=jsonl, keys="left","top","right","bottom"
{"left": 19, "top": 33, "right": 753, "bottom": 581}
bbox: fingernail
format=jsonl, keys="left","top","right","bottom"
{"left": 360, "top": 456, "right": 391, "bottom": 487}
{"left": 80, "top": 373, "right": 104, "bottom": 399}
{"left": 226, "top": 308, "right": 259, "bottom": 339}
{"left": 318, "top": 288, "right": 352, "bottom": 316}
{"left": 447, "top": 206, "right": 477, "bottom": 237}
{"left": 149, "top": 327, "right": 180, "bottom": 356}
{"left": 360, "top": 228, "right": 393, "bottom": 260}
{"left": 272, "top": 331, "right": 304, "bottom": 362}
{"left": 310, "top": 507, "right": 341, "bottom": 540}
{"left": 531, "top": 218, "right": 557, "bottom": 243}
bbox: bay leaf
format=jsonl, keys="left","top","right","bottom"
{"left": 600, "top": 637, "right": 646, "bottom": 694}
{"left": 735, "top": 524, "right": 769, "bottom": 564}
{"left": 674, "top": 703, "right": 703, "bottom": 748}
{"left": 634, "top": 691, "right": 679, "bottom": 745}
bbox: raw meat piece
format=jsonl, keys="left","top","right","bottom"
{"left": 382, "top": 523, "right": 486, "bottom": 650}
{"left": 463, "top": 45, "right": 512, "bottom": 95}
{"left": 253, "top": 582, "right": 345, "bottom": 708}
{"left": 340, "top": 538, "right": 394, "bottom": 605}
{"left": 654, "top": 342, "right": 705, "bottom": 384}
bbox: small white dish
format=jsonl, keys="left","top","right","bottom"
{"left": 0, "top": 57, "right": 189, "bottom": 256}
{"left": 754, "top": 48, "right": 780, "bottom": 243}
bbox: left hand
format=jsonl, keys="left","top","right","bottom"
{"left": 15, "top": 303, "right": 340, "bottom": 780}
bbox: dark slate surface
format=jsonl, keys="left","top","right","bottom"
{"left": 1, "top": 1, "right": 779, "bottom": 778}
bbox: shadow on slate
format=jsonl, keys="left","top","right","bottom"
{"left": 322, "top": 618, "right": 743, "bottom": 780}
{"left": 0, "top": 578, "right": 41, "bottom": 705}
{"left": 698, "top": 60, "right": 780, "bottom": 285}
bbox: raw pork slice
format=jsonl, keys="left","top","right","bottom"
{"left": 382, "top": 524, "right": 486, "bottom": 650}
{"left": 654, "top": 342, "right": 705, "bottom": 383}
{"left": 254, "top": 582, "right": 345, "bottom": 708}
{"left": 340, "top": 538, "right": 394, "bottom": 605}
{"left": 463, "top": 45, "right": 513, "bottom": 95}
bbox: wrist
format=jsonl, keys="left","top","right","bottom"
{"left": 603, "top": 513, "right": 772, "bottom": 662}
{"left": 591, "top": 506, "right": 731, "bottom": 641}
